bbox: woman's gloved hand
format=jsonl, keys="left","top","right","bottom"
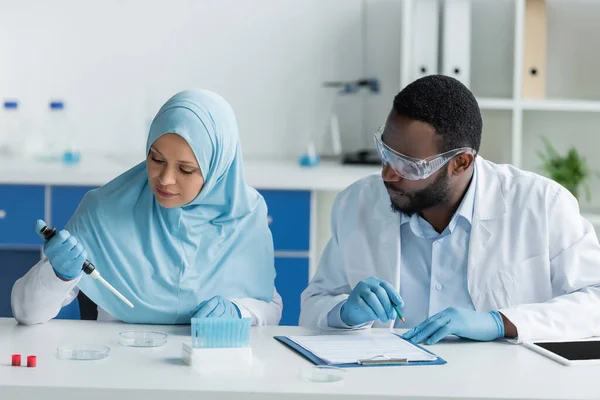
{"left": 193, "top": 295, "right": 241, "bottom": 319}
{"left": 37, "top": 220, "right": 86, "bottom": 281}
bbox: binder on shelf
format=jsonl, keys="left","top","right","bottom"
{"left": 522, "top": 0, "right": 547, "bottom": 99}
{"left": 412, "top": 0, "right": 440, "bottom": 81}
{"left": 440, "top": 0, "right": 472, "bottom": 88}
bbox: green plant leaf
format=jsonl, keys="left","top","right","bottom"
{"left": 537, "top": 136, "right": 600, "bottom": 202}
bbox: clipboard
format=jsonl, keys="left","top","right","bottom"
{"left": 274, "top": 334, "right": 447, "bottom": 368}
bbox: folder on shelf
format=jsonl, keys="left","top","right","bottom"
{"left": 522, "top": 0, "right": 547, "bottom": 99}
{"left": 275, "top": 333, "right": 446, "bottom": 368}
{"left": 412, "top": 0, "right": 440, "bottom": 81}
{"left": 440, "top": 0, "right": 472, "bottom": 88}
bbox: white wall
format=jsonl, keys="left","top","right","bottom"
{"left": 0, "top": 0, "right": 368, "bottom": 159}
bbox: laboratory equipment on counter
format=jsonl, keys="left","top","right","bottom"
{"left": 11, "top": 354, "right": 21, "bottom": 366}
{"left": 191, "top": 317, "right": 250, "bottom": 348}
{"left": 37, "top": 101, "right": 67, "bottom": 161}
{"left": 56, "top": 344, "right": 110, "bottom": 360}
{"left": 0, "top": 100, "right": 21, "bottom": 155}
{"left": 321, "top": 78, "right": 382, "bottom": 166}
{"left": 34, "top": 100, "right": 80, "bottom": 163}
{"left": 183, "top": 317, "right": 252, "bottom": 374}
{"left": 37, "top": 222, "right": 134, "bottom": 309}
{"left": 119, "top": 331, "right": 167, "bottom": 347}
{"left": 298, "top": 141, "right": 319, "bottom": 167}
{"left": 58, "top": 100, "right": 80, "bottom": 164}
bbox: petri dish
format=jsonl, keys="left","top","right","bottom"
{"left": 118, "top": 330, "right": 167, "bottom": 347}
{"left": 57, "top": 344, "right": 110, "bottom": 360}
{"left": 298, "top": 365, "right": 345, "bottom": 383}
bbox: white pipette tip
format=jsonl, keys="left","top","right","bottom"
{"left": 89, "top": 270, "right": 134, "bottom": 308}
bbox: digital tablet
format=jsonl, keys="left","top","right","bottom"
{"left": 523, "top": 340, "right": 600, "bottom": 366}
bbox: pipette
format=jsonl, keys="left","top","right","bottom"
{"left": 38, "top": 222, "right": 134, "bottom": 308}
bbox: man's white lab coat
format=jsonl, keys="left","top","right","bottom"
{"left": 300, "top": 157, "right": 600, "bottom": 343}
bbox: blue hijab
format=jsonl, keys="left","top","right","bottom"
{"left": 66, "top": 89, "right": 275, "bottom": 324}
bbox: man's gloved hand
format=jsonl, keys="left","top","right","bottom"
{"left": 340, "top": 277, "right": 404, "bottom": 327}
{"left": 193, "top": 295, "right": 241, "bottom": 319}
{"left": 37, "top": 219, "right": 86, "bottom": 281}
{"left": 402, "top": 308, "right": 505, "bottom": 345}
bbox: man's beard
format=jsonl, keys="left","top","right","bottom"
{"left": 390, "top": 171, "right": 452, "bottom": 216}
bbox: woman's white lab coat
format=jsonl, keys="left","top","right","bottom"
{"left": 11, "top": 258, "right": 283, "bottom": 326}
{"left": 299, "top": 157, "right": 600, "bottom": 343}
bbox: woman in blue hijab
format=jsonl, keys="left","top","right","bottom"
{"left": 11, "top": 89, "right": 282, "bottom": 326}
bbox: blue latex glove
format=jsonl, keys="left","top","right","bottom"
{"left": 36, "top": 219, "right": 86, "bottom": 281}
{"left": 402, "top": 308, "right": 505, "bottom": 345}
{"left": 193, "top": 295, "right": 241, "bottom": 319}
{"left": 340, "top": 277, "right": 404, "bottom": 326}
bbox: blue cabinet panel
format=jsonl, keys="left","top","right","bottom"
{"left": 50, "top": 186, "right": 97, "bottom": 229}
{"left": 259, "top": 190, "right": 310, "bottom": 252}
{"left": 275, "top": 257, "right": 309, "bottom": 326}
{"left": 0, "top": 250, "right": 41, "bottom": 317}
{"left": 0, "top": 185, "right": 45, "bottom": 246}
{"left": 54, "top": 297, "right": 81, "bottom": 320}
{"left": 0, "top": 249, "right": 80, "bottom": 320}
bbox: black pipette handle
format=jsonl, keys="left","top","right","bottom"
{"left": 39, "top": 225, "right": 96, "bottom": 275}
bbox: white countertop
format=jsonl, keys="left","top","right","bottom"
{"left": 0, "top": 153, "right": 380, "bottom": 191}
{"left": 1, "top": 318, "right": 598, "bottom": 400}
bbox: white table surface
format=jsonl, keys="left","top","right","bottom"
{"left": 0, "top": 318, "right": 598, "bottom": 400}
{"left": 0, "top": 153, "right": 380, "bottom": 191}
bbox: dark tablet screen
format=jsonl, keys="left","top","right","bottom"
{"left": 534, "top": 341, "right": 600, "bottom": 361}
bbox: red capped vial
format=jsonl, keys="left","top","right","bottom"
{"left": 11, "top": 354, "right": 21, "bottom": 366}
{"left": 26, "top": 355, "right": 36, "bottom": 368}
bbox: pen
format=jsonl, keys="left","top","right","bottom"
{"left": 393, "top": 304, "right": 405, "bottom": 323}
{"left": 358, "top": 358, "right": 407, "bottom": 365}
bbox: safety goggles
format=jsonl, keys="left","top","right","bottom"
{"left": 373, "top": 126, "right": 476, "bottom": 180}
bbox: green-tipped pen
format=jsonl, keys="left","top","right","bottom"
{"left": 393, "top": 304, "right": 405, "bottom": 323}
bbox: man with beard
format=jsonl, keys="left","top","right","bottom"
{"left": 299, "top": 75, "right": 600, "bottom": 345}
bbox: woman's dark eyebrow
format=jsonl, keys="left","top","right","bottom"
{"left": 150, "top": 146, "right": 162, "bottom": 155}
{"left": 150, "top": 146, "right": 197, "bottom": 167}
{"left": 178, "top": 160, "right": 197, "bottom": 166}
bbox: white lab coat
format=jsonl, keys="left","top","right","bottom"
{"left": 11, "top": 257, "right": 283, "bottom": 326}
{"left": 299, "top": 157, "right": 600, "bottom": 343}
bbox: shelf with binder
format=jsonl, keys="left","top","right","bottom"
{"left": 521, "top": 0, "right": 546, "bottom": 99}
{"left": 410, "top": 0, "right": 440, "bottom": 81}
{"left": 386, "top": 0, "right": 600, "bottom": 225}
{"left": 520, "top": 99, "right": 600, "bottom": 113}
{"left": 440, "top": 0, "right": 472, "bottom": 88}
{"left": 477, "top": 98, "right": 600, "bottom": 112}
{"left": 477, "top": 98, "right": 515, "bottom": 111}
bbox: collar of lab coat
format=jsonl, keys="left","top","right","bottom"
{"left": 399, "top": 160, "right": 479, "bottom": 236}
{"left": 465, "top": 156, "right": 508, "bottom": 299}
{"left": 472, "top": 156, "right": 507, "bottom": 221}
